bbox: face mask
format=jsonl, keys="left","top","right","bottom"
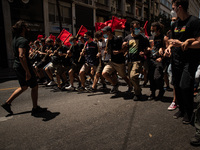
{"left": 151, "top": 32, "right": 156, "bottom": 37}
{"left": 103, "top": 34, "right": 108, "bottom": 39}
{"left": 171, "top": 10, "right": 177, "bottom": 18}
{"left": 99, "top": 39, "right": 103, "bottom": 42}
{"left": 70, "top": 41, "right": 73, "bottom": 45}
{"left": 171, "top": 21, "right": 175, "bottom": 26}
{"left": 134, "top": 28, "right": 140, "bottom": 35}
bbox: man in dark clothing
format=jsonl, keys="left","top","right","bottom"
{"left": 148, "top": 22, "right": 165, "bottom": 100}
{"left": 1, "top": 20, "right": 47, "bottom": 116}
{"left": 79, "top": 31, "right": 99, "bottom": 91}
{"left": 102, "top": 26, "right": 133, "bottom": 93}
{"left": 165, "top": 0, "right": 200, "bottom": 145}
{"left": 123, "top": 21, "right": 150, "bottom": 100}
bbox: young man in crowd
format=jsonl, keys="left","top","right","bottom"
{"left": 102, "top": 26, "right": 133, "bottom": 93}
{"left": 148, "top": 22, "right": 165, "bottom": 100}
{"left": 123, "top": 21, "right": 150, "bottom": 100}
{"left": 88, "top": 31, "right": 110, "bottom": 92}
{"left": 164, "top": 0, "right": 200, "bottom": 145}
{"left": 1, "top": 20, "right": 47, "bottom": 116}
{"left": 79, "top": 31, "right": 99, "bottom": 91}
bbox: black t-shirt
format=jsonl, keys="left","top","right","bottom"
{"left": 171, "top": 15, "right": 200, "bottom": 66}
{"left": 70, "top": 43, "right": 84, "bottom": 64}
{"left": 124, "top": 34, "right": 149, "bottom": 62}
{"left": 108, "top": 35, "right": 124, "bottom": 64}
{"left": 12, "top": 36, "right": 30, "bottom": 69}
{"left": 85, "top": 41, "right": 99, "bottom": 66}
{"left": 149, "top": 34, "right": 164, "bottom": 59}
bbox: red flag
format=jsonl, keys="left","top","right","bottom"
{"left": 95, "top": 22, "right": 107, "bottom": 31}
{"left": 143, "top": 21, "right": 149, "bottom": 38}
{"left": 111, "top": 16, "right": 126, "bottom": 32}
{"left": 49, "top": 34, "right": 56, "bottom": 42}
{"left": 77, "top": 25, "right": 88, "bottom": 37}
{"left": 37, "top": 34, "right": 43, "bottom": 40}
{"left": 57, "top": 29, "right": 72, "bottom": 42}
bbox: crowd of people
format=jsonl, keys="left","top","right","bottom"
{"left": 1, "top": 0, "right": 200, "bottom": 146}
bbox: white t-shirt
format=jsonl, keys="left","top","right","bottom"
{"left": 98, "top": 38, "right": 111, "bottom": 61}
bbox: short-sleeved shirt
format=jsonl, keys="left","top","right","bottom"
{"left": 171, "top": 15, "right": 200, "bottom": 66}
{"left": 149, "top": 34, "right": 164, "bottom": 59}
{"left": 124, "top": 34, "right": 149, "bottom": 62}
{"left": 98, "top": 39, "right": 111, "bottom": 61}
{"left": 13, "top": 36, "right": 30, "bottom": 69}
{"left": 107, "top": 35, "right": 124, "bottom": 64}
{"left": 85, "top": 41, "right": 99, "bottom": 66}
{"left": 70, "top": 43, "right": 84, "bottom": 64}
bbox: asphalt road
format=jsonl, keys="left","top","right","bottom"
{"left": 0, "top": 78, "right": 199, "bottom": 150}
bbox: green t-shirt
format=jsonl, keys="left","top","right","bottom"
{"left": 12, "top": 36, "right": 30, "bottom": 69}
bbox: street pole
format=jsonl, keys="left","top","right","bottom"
{"left": 56, "top": 0, "right": 62, "bottom": 32}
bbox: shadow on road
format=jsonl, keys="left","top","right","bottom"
{"left": 6, "top": 110, "right": 60, "bottom": 122}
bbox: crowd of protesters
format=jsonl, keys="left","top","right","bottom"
{"left": 1, "top": 0, "right": 200, "bottom": 146}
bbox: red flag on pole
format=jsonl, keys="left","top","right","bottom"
{"left": 110, "top": 16, "right": 126, "bottom": 32}
{"left": 57, "top": 29, "right": 72, "bottom": 47}
{"left": 143, "top": 21, "right": 149, "bottom": 38}
{"left": 49, "top": 34, "right": 56, "bottom": 42}
{"left": 77, "top": 25, "right": 88, "bottom": 37}
{"left": 37, "top": 35, "right": 43, "bottom": 40}
{"left": 95, "top": 22, "right": 107, "bottom": 31}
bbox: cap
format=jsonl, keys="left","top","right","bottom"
{"left": 101, "top": 26, "right": 112, "bottom": 32}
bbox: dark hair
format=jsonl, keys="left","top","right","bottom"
{"left": 55, "top": 38, "right": 61, "bottom": 42}
{"left": 41, "top": 38, "right": 45, "bottom": 43}
{"left": 85, "top": 31, "right": 93, "bottom": 38}
{"left": 94, "top": 31, "right": 103, "bottom": 39}
{"left": 69, "top": 36, "right": 77, "bottom": 41}
{"left": 130, "top": 21, "right": 140, "bottom": 28}
{"left": 172, "top": 0, "right": 189, "bottom": 11}
{"left": 151, "top": 22, "right": 164, "bottom": 32}
{"left": 12, "top": 20, "right": 28, "bottom": 36}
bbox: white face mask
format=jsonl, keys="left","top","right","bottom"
{"left": 171, "top": 10, "right": 177, "bottom": 18}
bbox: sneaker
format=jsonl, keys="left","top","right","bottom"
{"left": 31, "top": 106, "right": 47, "bottom": 116}
{"left": 168, "top": 102, "right": 177, "bottom": 111}
{"left": 1, "top": 103, "right": 13, "bottom": 114}
{"left": 88, "top": 87, "right": 97, "bottom": 92}
{"left": 182, "top": 112, "right": 193, "bottom": 124}
{"left": 148, "top": 92, "right": 155, "bottom": 100}
{"left": 126, "top": 86, "right": 133, "bottom": 93}
{"left": 47, "top": 80, "right": 56, "bottom": 86}
{"left": 173, "top": 110, "right": 184, "bottom": 119}
{"left": 110, "top": 84, "right": 119, "bottom": 93}
{"left": 190, "top": 131, "right": 200, "bottom": 146}
{"left": 77, "top": 87, "right": 86, "bottom": 92}
{"left": 133, "top": 94, "right": 142, "bottom": 101}
{"left": 65, "top": 85, "right": 75, "bottom": 91}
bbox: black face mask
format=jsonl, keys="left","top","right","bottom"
{"left": 99, "top": 39, "right": 103, "bottom": 42}
{"left": 55, "top": 44, "right": 59, "bottom": 47}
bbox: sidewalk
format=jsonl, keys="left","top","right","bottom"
{"left": 0, "top": 67, "right": 16, "bottom": 80}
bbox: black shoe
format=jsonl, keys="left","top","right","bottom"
{"left": 126, "top": 86, "right": 133, "bottom": 93}
{"left": 1, "top": 103, "right": 13, "bottom": 114}
{"left": 88, "top": 87, "right": 97, "bottom": 92}
{"left": 182, "top": 112, "right": 193, "bottom": 124}
{"left": 102, "top": 83, "right": 107, "bottom": 89}
{"left": 190, "top": 131, "right": 200, "bottom": 146}
{"left": 31, "top": 106, "right": 47, "bottom": 116}
{"left": 173, "top": 110, "right": 184, "bottom": 119}
{"left": 148, "top": 93, "right": 155, "bottom": 100}
{"left": 133, "top": 94, "right": 142, "bottom": 101}
{"left": 155, "top": 90, "right": 165, "bottom": 100}
{"left": 110, "top": 84, "right": 119, "bottom": 94}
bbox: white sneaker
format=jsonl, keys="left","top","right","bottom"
{"left": 65, "top": 85, "right": 75, "bottom": 90}
{"left": 168, "top": 102, "right": 177, "bottom": 111}
{"left": 47, "top": 81, "right": 56, "bottom": 86}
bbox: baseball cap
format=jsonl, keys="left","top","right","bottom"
{"left": 101, "top": 26, "right": 112, "bottom": 32}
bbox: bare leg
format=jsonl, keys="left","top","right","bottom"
{"left": 45, "top": 68, "right": 53, "bottom": 81}
{"left": 6, "top": 86, "right": 28, "bottom": 104}
{"left": 80, "top": 71, "right": 86, "bottom": 88}
{"left": 92, "top": 72, "right": 100, "bottom": 89}
{"left": 31, "top": 85, "right": 38, "bottom": 108}
{"left": 122, "top": 76, "right": 132, "bottom": 87}
{"left": 69, "top": 69, "right": 74, "bottom": 86}
{"left": 102, "top": 72, "right": 117, "bottom": 86}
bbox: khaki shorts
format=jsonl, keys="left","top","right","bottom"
{"left": 103, "top": 61, "right": 126, "bottom": 78}
{"left": 80, "top": 63, "right": 97, "bottom": 75}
